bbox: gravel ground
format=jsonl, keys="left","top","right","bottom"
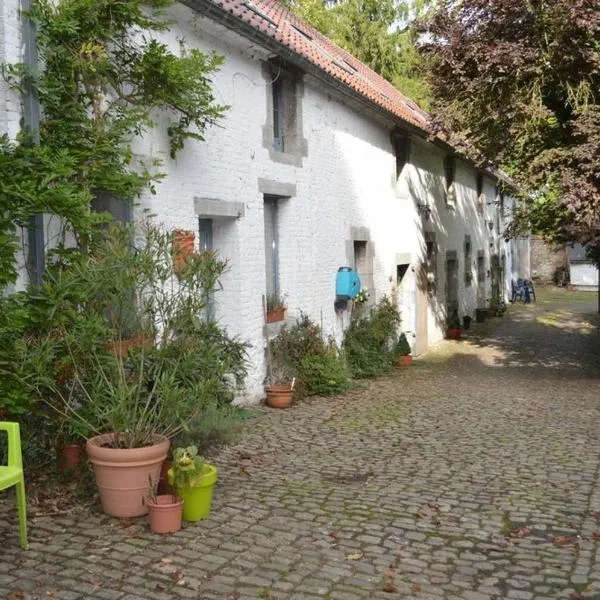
{"left": 1, "top": 287, "right": 599, "bottom": 600}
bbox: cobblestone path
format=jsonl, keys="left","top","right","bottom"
{"left": 2, "top": 288, "right": 600, "bottom": 600}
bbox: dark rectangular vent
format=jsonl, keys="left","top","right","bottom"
{"left": 243, "top": 2, "right": 277, "bottom": 27}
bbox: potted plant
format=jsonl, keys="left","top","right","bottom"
{"left": 463, "top": 315, "right": 472, "bottom": 330}
{"left": 22, "top": 221, "right": 247, "bottom": 518}
{"left": 266, "top": 293, "right": 286, "bottom": 323}
{"left": 395, "top": 333, "right": 412, "bottom": 367}
{"left": 145, "top": 477, "right": 184, "bottom": 534}
{"left": 488, "top": 296, "right": 500, "bottom": 317}
{"left": 167, "top": 446, "right": 218, "bottom": 522}
{"left": 497, "top": 301, "right": 507, "bottom": 317}
{"left": 264, "top": 332, "right": 295, "bottom": 408}
{"left": 446, "top": 309, "right": 462, "bottom": 340}
{"left": 475, "top": 307, "right": 487, "bottom": 323}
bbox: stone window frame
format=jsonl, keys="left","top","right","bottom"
{"left": 444, "top": 155, "right": 456, "bottom": 209}
{"left": 346, "top": 226, "right": 375, "bottom": 305}
{"left": 262, "top": 59, "right": 308, "bottom": 167}
{"left": 424, "top": 231, "right": 438, "bottom": 295}
{"left": 391, "top": 130, "right": 411, "bottom": 182}
{"left": 464, "top": 235, "right": 473, "bottom": 286}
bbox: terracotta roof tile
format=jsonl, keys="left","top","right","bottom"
{"left": 211, "top": 0, "right": 431, "bottom": 132}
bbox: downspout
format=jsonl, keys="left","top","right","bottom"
{"left": 22, "top": 0, "right": 45, "bottom": 285}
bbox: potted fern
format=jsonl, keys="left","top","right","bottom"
{"left": 167, "top": 446, "right": 218, "bottom": 522}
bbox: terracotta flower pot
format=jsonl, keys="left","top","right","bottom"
{"left": 172, "top": 230, "right": 195, "bottom": 274}
{"left": 266, "top": 307, "right": 286, "bottom": 323}
{"left": 488, "top": 308, "right": 498, "bottom": 317}
{"left": 86, "top": 433, "right": 170, "bottom": 518}
{"left": 446, "top": 327, "right": 462, "bottom": 340}
{"left": 108, "top": 337, "right": 154, "bottom": 358}
{"left": 58, "top": 444, "right": 83, "bottom": 470}
{"left": 397, "top": 355, "right": 413, "bottom": 367}
{"left": 146, "top": 495, "right": 184, "bottom": 534}
{"left": 266, "top": 385, "right": 293, "bottom": 408}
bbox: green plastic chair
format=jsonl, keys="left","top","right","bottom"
{"left": 0, "top": 422, "right": 28, "bottom": 549}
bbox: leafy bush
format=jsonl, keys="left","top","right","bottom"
{"left": 1, "top": 221, "right": 249, "bottom": 450}
{"left": 269, "top": 314, "right": 349, "bottom": 396}
{"left": 343, "top": 296, "right": 401, "bottom": 378}
{"left": 299, "top": 349, "right": 350, "bottom": 396}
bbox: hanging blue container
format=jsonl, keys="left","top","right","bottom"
{"left": 336, "top": 267, "right": 361, "bottom": 299}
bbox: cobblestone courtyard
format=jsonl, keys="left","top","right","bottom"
{"left": 2, "top": 288, "right": 600, "bottom": 600}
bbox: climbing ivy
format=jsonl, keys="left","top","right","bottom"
{"left": 0, "top": 0, "right": 226, "bottom": 286}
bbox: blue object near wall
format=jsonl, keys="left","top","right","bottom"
{"left": 336, "top": 267, "right": 361, "bottom": 300}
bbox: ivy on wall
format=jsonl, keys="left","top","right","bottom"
{"left": 0, "top": 0, "right": 227, "bottom": 287}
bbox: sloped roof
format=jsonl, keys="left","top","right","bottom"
{"left": 207, "top": 0, "right": 430, "bottom": 131}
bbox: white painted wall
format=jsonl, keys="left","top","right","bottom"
{"left": 3, "top": 2, "right": 530, "bottom": 402}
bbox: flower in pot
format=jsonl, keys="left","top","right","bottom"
{"left": 488, "top": 296, "right": 501, "bottom": 317}
{"left": 145, "top": 477, "right": 183, "bottom": 534}
{"left": 266, "top": 293, "right": 287, "bottom": 323}
{"left": 395, "top": 333, "right": 412, "bottom": 367}
{"left": 167, "top": 446, "right": 218, "bottom": 522}
{"left": 446, "top": 309, "right": 462, "bottom": 340}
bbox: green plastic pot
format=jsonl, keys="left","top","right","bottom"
{"left": 167, "top": 463, "right": 218, "bottom": 522}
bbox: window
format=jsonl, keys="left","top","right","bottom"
{"left": 476, "top": 173, "right": 484, "bottom": 215}
{"left": 267, "top": 60, "right": 303, "bottom": 159}
{"left": 92, "top": 192, "right": 132, "bottom": 224}
{"left": 464, "top": 235, "right": 472, "bottom": 286}
{"left": 272, "top": 75, "right": 284, "bottom": 152}
{"left": 264, "top": 195, "right": 280, "bottom": 299}
{"left": 353, "top": 240, "right": 374, "bottom": 303}
{"left": 425, "top": 232, "right": 437, "bottom": 293}
{"left": 444, "top": 156, "right": 456, "bottom": 207}
{"left": 391, "top": 132, "right": 410, "bottom": 180}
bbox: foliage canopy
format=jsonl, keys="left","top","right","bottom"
{"left": 419, "top": 0, "right": 600, "bottom": 250}
{"left": 0, "top": 0, "right": 226, "bottom": 287}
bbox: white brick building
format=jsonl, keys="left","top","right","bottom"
{"left": 1, "top": 0, "right": 530, "bottom": 403}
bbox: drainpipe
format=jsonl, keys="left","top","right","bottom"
{"left": 22, "top": 0, "right": 44, "bottom": 285}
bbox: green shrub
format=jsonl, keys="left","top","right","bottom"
{"left": 395, "top": 333, "right": 411, "bottom": 357}
{"left": 299, "top": 349, "right": 350, "bottom": 396}
{"left": 343, "top": 296, "right": 401, "bottom": 378}
{"left": 269, "top": 314, "right": 349, "bottom": 396}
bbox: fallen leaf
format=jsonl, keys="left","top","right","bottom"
{"left": 428, "top": 502, "right": 441, "bottom": 510}
{"left": 9, "top": 593, "right": 24, "bottom": 600}
{"left": 156, "top": 583, "right": 165, "bottom": 591}
{"left": 553, "top": 535, "right": 575, "bottom": 548}
{"left": 237, "top": 451, "right": 252, "bottom": 460}
{"left": 328, "top": 531, "right": 339, "bottom": 544}
{"left": 592, "top": 531, "right": 600, "bottom": 540}
{"left": 175, "top": 579, "right": 186, "bottom": 586}
{"left": 509, "top": 527, "right": 531, "bottom": 539}
{"left": 417, "top": 508, "right": 429, "bottom": 520}
{"left": 346, "top": 551, "right": 364, "bottom": 560}
{"left": 412, "top": 583, "right": 422, "bottom": 593}
{"left": 570, "top": 594, "right": 584, "bottom": 600}
{"left": 160, "top": 558, "right": 173, "bottom": 565}
{"left": 380, "top": 583, "right": 398, "bottom": 593}
{"left": 239, "top": 466, "right": 251, "bottom": 477}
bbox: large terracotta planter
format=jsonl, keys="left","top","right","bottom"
{"left": 397, "top": 355, "right": 413, "bottom": 368}
{"left": 446, "top": 327, "right": 462, "bottom": 340}
{"left": 168, "top": 464, "right": 218, "bottom": 522}
{"left": 86, "top": 433, "right": 170, "bottom": 518}
{"left": 266, "top": 385, "right": 293, "bottom": 408}
{"left": 266, "top": 307, "right": 286, "bottom": 323}
{"left": 146, "top": 494, "right": 183, "bottom": 534}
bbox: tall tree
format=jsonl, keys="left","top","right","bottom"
{"left": 418, "top": 0, "right": 600, "bottom": 250}
{"left": 289, "top": 0, "right": 432, "bottom": 109}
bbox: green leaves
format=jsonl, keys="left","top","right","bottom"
{"left": 0, "top": 0, "right": 226, "bottom": 286}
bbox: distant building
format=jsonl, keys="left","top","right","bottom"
{"left": 568, "top": 245, "right": 599, "bottom": 292}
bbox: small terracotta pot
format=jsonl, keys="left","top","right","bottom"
{"left": 86, "top": 433, "right": 170, "bottom": 518}
{"left": 59, "top": 444, "right": 83, "bottom": 470}
{"left": 266, "top": 385, "right": 293, "bottom": 408}
{"left": 172, "top": 230, "right": 195, "bottom": 273}
{"left": 397, "top": 355, "right": 413, "bottom": 368}
{"left": 146, "top": 495, "right": 183, "bottom": 534}
{"left": 447, "top": 327, "right": 462, "bottom": 340}
{"left": 266, "top": 307, "right": 286, "bottom": 323}
{"left": 108, "top": 337, "right": 154, "bottom": 358}
{"left": 488, "top": 309, "right": 498, "bottom": 317}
